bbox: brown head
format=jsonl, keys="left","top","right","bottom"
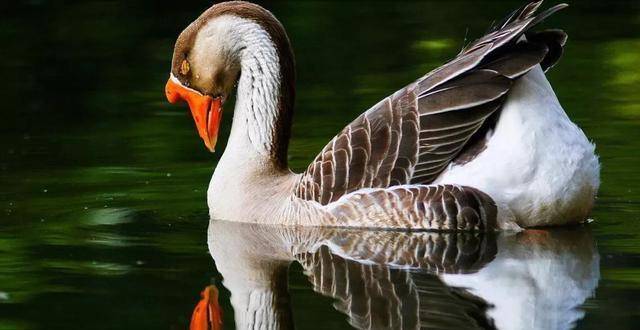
{"left": 165, "top": 1, "right": 295, "bottom": 165}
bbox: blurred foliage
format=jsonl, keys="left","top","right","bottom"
{"left": 0, "top": 0, "right": 639, "bottom": 329}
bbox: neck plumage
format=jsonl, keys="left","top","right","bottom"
{"left": 224, "top": 20, "right": 295, "bottom": 171}
{"left": 227, "top": 265, "right": 294, "bottom": 330}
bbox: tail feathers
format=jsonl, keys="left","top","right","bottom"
{"left": 464, "top": 1, "right": 569, "bottom": 73}
{"left": 529, "top": 3, "right": 569, "bottom": 28}
{"left": 491, "top": 0, "right": 567, "bottom": 33}
{"left": 526, "top": 29, "right": 568, "bottom": 71}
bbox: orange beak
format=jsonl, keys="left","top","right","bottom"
{"left": 165, "top": 75, "right": 223, "bottom": 152}
{"left": 190, "top": 285, "right": 223, "bottom": 330}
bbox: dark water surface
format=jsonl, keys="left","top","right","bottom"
{"left": 1, "top": 0, "right": 639, "bottom": 329}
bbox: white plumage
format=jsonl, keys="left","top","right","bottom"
{"left": 435, "top": 65, "right": 600, "bottom": 229}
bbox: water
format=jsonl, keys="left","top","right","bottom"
{"left": 1, "top": 0, "right": 639, "bottom": 329}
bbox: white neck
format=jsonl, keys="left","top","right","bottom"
{"left": 217, "top": 16, "right": 284, "bottom": 169}
{"left": 227, "top": 268, "right": 293, "bottom": 330}
{"left": 203, "top": 16, "right": 296, "bottom": 218}
{"left": 208, "top": 221, "right": 294, "bottom": 329}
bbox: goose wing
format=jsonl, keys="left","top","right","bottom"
{"left": 294, "top": 0, "right": 568, "bottom": 205}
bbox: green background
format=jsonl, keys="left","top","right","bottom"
{"left": 1, "top": 0, "right": 639, "bottom": 329}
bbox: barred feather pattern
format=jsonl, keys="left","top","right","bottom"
{"left": 327, "top": 185, "right": 497, "bottom": 231}
{"left": 293, "top": 1, "right": 568, "bottom": 230}
{"left": 292, "top": 228, "right": 497, "bottom": 273}
{"left": 294, "top": 230, "right": 497, "bottom": 329}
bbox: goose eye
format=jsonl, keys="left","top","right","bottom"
{"left": 180, "top": 59, "right": 190, "bottom": 76}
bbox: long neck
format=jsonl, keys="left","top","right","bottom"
{"left": 208, "top": 221, "right": 295, "bottom": 329}
{"left": 227, "top": 265, "right": 294, "bottom": 330}
{"left": 224, "top": 20, "right": 295, "bottom": 171}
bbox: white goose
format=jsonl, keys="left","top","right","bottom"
{"left": 165, "top": 0, "right": 600, "bottom": 230}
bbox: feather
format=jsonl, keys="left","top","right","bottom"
{"left": 418, "top": 75, "right": 512, "bottom": 113}
{"left": 529, "top": 3, "right": 569, "bottom": 28}
{"left": 480, "top": 41, "right": 549, "bottom": 78}
{"left": 294, "top": 1, "right": 569, "bottom": 231}
{"left": 527, "top": 29, "right": 568, "bottom": 71}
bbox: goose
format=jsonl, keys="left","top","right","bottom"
{"left": 165, "top": 0, "right": 600, "bottom": 230}
{"left": 206, "top": 220, "right": 599, "bottom": 329}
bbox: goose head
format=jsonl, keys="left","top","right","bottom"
{"left": 165, "top": 1, "right": 295, "bottom": 163}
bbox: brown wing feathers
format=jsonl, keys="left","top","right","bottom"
{"left": 295, "top": 91, "right": 420, "bottom": 204}
{"left": 295, "top": 1, "right": 567, "bottom": 228}
{"left": 329, "top": 185, "right": 497, "bottom": 231}
{"left": 411, "top": 2, "right": 567, "bottom": 184}
{"left": 527, "top": 29, "right": 568, "bottom": 71}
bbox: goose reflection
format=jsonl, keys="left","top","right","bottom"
{"left": 203, "top": 221, "right": 599, "bottom": 330}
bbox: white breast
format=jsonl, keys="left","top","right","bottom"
{"left": 434, "top": 66, "right": 600, "bottom": 228}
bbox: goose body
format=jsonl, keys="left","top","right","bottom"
{"left": 165, "top": 1, "right": 600, "bottom": 230}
